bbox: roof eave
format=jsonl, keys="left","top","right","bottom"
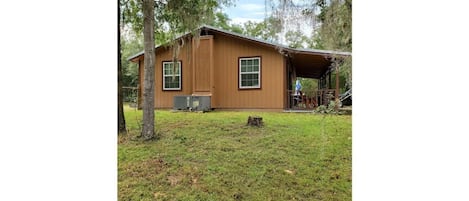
{"left": 201, "top": 25, "right": 289, "bottom": 49}
{"left": 127, "top": 25, "right": 352, "bottom": 62}
{"left": 128, "top": 50, "right": 144, "bottom": 62}
{"left": 285, "top": 48, "right": 351, "bottom": 57}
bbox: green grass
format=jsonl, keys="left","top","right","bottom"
{"left": 119, "top": 105, "right": 352, "bottom": 201}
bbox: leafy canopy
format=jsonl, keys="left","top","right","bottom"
{"left": 121, "top": 0, "right": 233, "bottom": 46}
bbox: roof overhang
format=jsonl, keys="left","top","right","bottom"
{"left": 285, "top": 49, "right": 350, "bottom": 79}
{"left": 128, "top": 25, "right": 352, "bottom": 79}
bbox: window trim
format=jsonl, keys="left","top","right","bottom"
{"left": 238, "top": 56, "right": 261, "bottom": 89}
{"left": 162, "top": 61, "right": 182, "bottom": 91}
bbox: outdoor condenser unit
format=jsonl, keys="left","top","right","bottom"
{"left": 191, "top": 96, "right": 211, "bottom": 111}
{"left": 173, "top": 96, "right": 191, "bottom": 110}
{"left": 173, "top": 95, "right": 211, "bottom": 111}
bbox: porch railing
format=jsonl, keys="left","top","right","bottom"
{"left": 287, "top": 89, "right": 337, "bottom": 110}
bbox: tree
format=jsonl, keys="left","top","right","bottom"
{"left": 121, "top": 0, "right": 232, "bottom": 140}
{"left": 242, "top": 17, "right": 282, "bottom": 42}
{"left": 141, "top": 0, "right": 156, "bottom": 140}
{"left": 118, "top": 0, "right": 126, "bottom": 134}
{"left": 208, "top": 12, "right": 242, "bottom": 34}
{"left": 121, "top": 35, "right": 143, "bottom": 89}
{"left": 265, "top": 0, "right": 352, "bottom": 89}
{"left": 314, "top": 0, "right": 352, "bottom": 52}
{"left": 315, "top": 0, "right": 352, "bottom": 89}
{"left": 285, "top": 30, "right": 309, "bottom": 48}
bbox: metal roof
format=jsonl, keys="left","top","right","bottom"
{"left": 127, "top": 25, "right": 351, "bottom": 62}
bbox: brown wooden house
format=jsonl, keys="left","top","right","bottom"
{"left": 129, "top": 25, "right": 351, "bottom": 111}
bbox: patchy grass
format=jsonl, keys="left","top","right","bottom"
{"left": 119, "top": 105, "right": 351, "bottom": 201}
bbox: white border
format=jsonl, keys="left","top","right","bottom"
{"left": 162, "top": 61, "right": 182, "bottom": 90}
{"left": 239, "top": 57, "right": 261, "bottom": 89}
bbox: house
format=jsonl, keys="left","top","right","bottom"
{"left": 128, "top": 25, "right": 351, "bottom": 111}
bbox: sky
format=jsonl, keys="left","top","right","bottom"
{"left": 222, "top": 0, "right": 268, "bottom": 24}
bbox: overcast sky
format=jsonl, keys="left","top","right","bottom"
{"left": 223, "top": 0, "right": 268, "bottom": 24}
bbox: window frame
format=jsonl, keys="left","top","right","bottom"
{"left": 238, "top": 56, "right": 261, "bottom": 89}
{"left": 162, "top": 61, "right": 182, "bottom": 91}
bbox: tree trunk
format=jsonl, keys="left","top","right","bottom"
{"left": 118, "top": 0, "right": 126, "bottom": 134}
{"left": 118, "top": 52, "right": 126, "bottom": 133}
{"left": 141, "top": 0, "right": 155, "bottom": 140}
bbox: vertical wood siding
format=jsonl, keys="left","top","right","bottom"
{"left": 138, "top": 41, "right": 193, "bottom": 108}
{"left": 193, "top": 36, "right": 212, "bottom": 93}
{"left": 212, "top": 34, "right": 285, "bottom": 109}
{"left": 138, "top": 33, "right": 286, "bottom": 109}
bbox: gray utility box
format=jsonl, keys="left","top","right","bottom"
{"left": 173, "top": 96, "right": 191, "bottom": 110}
{"left": 173, "top": 95, "right": 211, "bottom": 112}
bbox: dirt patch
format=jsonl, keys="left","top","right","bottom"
{"left": 123, "top": 158, "right": 167, "bottom": 178}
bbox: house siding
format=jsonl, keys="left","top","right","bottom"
{"left": 193, "top": 36, "right": 213, "bottom": 93}
{"left": 138, "top": 40, "right": 193, "bottom": 109}
{"left": 138, "top": 33, "right": 286, "bottom": 110}
{"left": 212, "top": 34, "right": 285, "bottom": 109}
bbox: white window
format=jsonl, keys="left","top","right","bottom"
{"left": 163, "top": 61, "right": 181, "bottom": 90}
{"left": 239, "top": 57, "right": 261, "bottom": 89}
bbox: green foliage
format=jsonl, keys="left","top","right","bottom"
{"left": 313, "top": 0, "right": 352, "bottom": 88}
{"left": 119, "top": 106, "right": 352, "bottom": 200}
{"left": 315, "top": 105, "right": 327, "bottom": 113}
{"left": 340, "top": 56, "right": 352, "bottom": 90}
{"left": 120, "top": 0, "right": 143, "bottom": 34}
{"left": 293, "top": 77, "right": 349, "bottom": 98}
{"left": 207, "top": 12, "right": 242, "bottom": 34}
{"left": 329, "top": 71, "right": 349, "bottom": 93}
{"left": 316, "top": 0, "right": 352, "bottom": 52}
{"left": 315, "top": 100, "right": 341, "bottom": 114}
{"left": 208, "top": 12, "right": 231, "bottom": 30}
{"left": 208, "top": 14, "right": 282, "bottom": 42}
{"left": 315, "top": 0, "right": 329, "bottom": 24}
{"left": 119, "top": 29, "right": 144, "bottom": 102}
{"left": 285, "top": 30, "right": 310, "bottom": 48}
{"left": 229, "top": 23, "right": 244, "bottom": 34}
{"left": 265, "top": 0, "right": 352, "bottom": 88}
{"left": 120, "top": 33, "right": 143, "bottom": 87}
{"left": 162, "top": 0, "right": 218, "bottom": 34}
{"left": 309, "top": 30, "right": 324, "bottom": 49}
{"left": 121, "top": 0, "right": 234, "bottom": 46}
{"left": 242, "top": 17, "right": 282, "bottom": 42}
{"left": 205, "top": 11, "right": 245, "bottom": 34}
{"left": 294, "top": 78, "right": 318, "bottom": 96}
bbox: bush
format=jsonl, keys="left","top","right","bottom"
{"left": 315, "top": 100, "right": 341, "bottom": 114}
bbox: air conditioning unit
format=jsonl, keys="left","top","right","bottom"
{"left": 173, "top": 95, "right": 211, "bottom": 111}
{"left": 191, "top": 96, "right": 211, "bottom": 111}
{"left": 173, "top": 96, "right": 191, "bottom": 110}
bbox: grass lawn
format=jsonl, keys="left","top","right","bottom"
{"left": 118, "top": 105, "right": 352, "bottom": 201}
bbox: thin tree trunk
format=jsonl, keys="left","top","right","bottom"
{"left": 118, "top": 54, "right": 126, "bottom": 133}
{"left": 141, "top": 0, "right": 155, "bottom": 140}
{"left": 118, "top": 0, "right": 127, "bottom": 134}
